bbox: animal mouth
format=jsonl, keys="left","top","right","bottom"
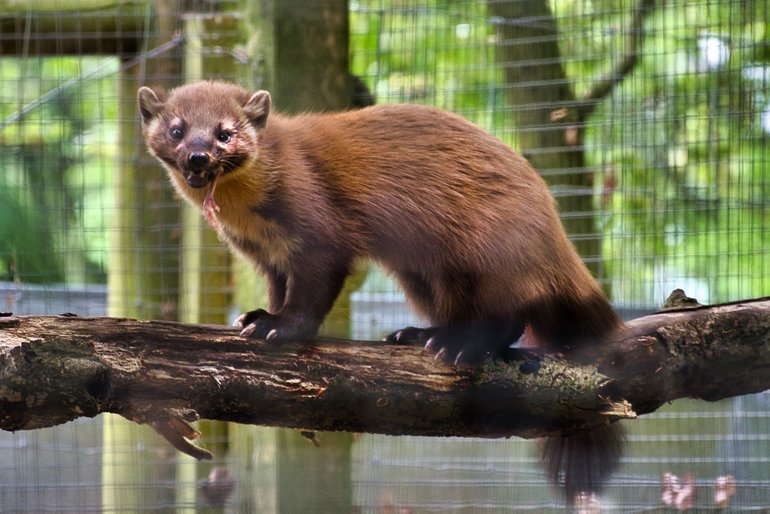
{"left": 185, "top": 170, "right": 216, "bottom": 189}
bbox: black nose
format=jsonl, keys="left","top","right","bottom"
{"left": 188, "top": 152, "right": 210, "bottom": 171}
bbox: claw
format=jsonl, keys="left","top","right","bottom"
{"left": 385, "top": 326, "right": 438, "bottom": 345}
{"left": 394, "top": 321, "right": 525, "bottom": 364}
{"left": 384, "top": 330, "right": 400, "bottom": 342}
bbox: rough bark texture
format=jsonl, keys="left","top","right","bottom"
{"left": 1, "top": 298, "right": 769, "bottom": 459}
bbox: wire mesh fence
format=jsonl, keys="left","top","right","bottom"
{"left": 1, "top": 0, "right": 769, "bottom": 511}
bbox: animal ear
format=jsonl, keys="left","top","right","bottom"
{"left": 243, "top": 90, "right": 271, "bottom": 129}
{"left": 137, "top": 87, "right": 166, "bottom": 125}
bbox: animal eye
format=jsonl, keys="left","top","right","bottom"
{"left": 170, "top": 127, "right": 184, "bottom": 140}
{"left": 217, "top": 130, "right": 233, "bottom": 143}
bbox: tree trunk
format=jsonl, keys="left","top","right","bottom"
{"left": 250, "top": 3, "right": 355, "bottom": 512}
{"left": 107, "top": 3, "right": 183, "bottom": 511}
{"left": 272, "top": 0, "right": 352, "bottom": 113}
{"left": 487, "top": 0, "right": 655, "bottom": 281}
{"left": 488, "top": 0, "right": 597, "bottom": 268}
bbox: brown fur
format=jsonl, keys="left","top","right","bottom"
{"left": 139, "top": 80, "right": 623, "bottom": 498}
{"left": 138, "top": 81, "right": 619, "bottom": 348}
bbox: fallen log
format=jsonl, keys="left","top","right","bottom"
{"left": 1, "top": 294, "right": 769, "bottom": 459}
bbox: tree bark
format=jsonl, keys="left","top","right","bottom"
{"left": 250, "top": 4, "right": 357, "bottom": 512}
{"left": 488, "top": 0, "right": 597, "bottom": 268}
{"left": 272, "top": 0, "right": 351, "bottom": 113}
{"left": 1, "top": 297, "right": 769, "bottom": 459}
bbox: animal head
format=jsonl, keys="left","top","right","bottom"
{"left": 137, "top": 81, "right": 271, "bottom": 190}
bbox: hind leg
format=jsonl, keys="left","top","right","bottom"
{"left": 387, "top": 320, "right": 548, "bottom": 365}
{"left": 386, "top": 270, "right": 526, "bottom": 363}
{"left": 432, "top": 320, "right": 526, "bottom": 363}
{"left": 387, "top": 319, "right": 525, "bottom": 364}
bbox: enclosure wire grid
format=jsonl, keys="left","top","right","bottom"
{"left": 0, "top": 0, "right": 768, "bottom": 511}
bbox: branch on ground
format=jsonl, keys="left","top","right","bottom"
{"left": 1, "top": 293, "right": 769, "bottom": 459}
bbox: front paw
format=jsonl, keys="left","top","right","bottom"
{"left": 235, "top": 309, "right": 277, "bottom": 340}
{"left": 384, "top": 326, "right": 440, "bottom": 345}
{"left": 235, "top": 309, "right": 316, "bottom": 343}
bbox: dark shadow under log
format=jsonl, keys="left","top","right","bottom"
{"left": 1, "top": 297, "right": 769, "bottom": 459}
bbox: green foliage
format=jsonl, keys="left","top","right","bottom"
{"left": 2, "top": 2, "right": 768, "bottom": 306}
{"left": 0, "top": 57, "right": 116, "bottom": 284}
{"left": 350, "top": 1, "right": 507, "bottom": 133}
{"left": 350, "top": 0, "right": 770, "bottom": 306}
{"left": 580, "top": 2, "right": 770, "bottom": 304}
{"left": 0, "top": 186, "right": 62, "bottom": 282}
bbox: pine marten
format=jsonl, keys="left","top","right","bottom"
{"left": 138, "top": 80, "right": 623, "bottom": 499}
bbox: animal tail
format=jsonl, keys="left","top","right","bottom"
{"left": 541, "top": 422, "right": 625, "bottom": 503}
{"left": 534, "top": 288, "right": 621, "bottom": 353}
{"left": 523, "top": 263, "right": 625, "bottom": 500}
